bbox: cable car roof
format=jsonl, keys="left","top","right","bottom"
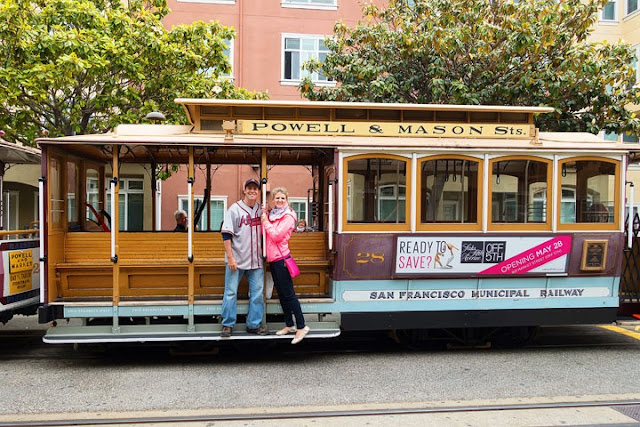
{"left": 0, "top": 138, "right": 41, "bottom": 164}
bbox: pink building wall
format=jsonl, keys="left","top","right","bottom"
{"left": 160, "top": 1, "right": 385, "bottom": 227}
{"left": 164, "top": 0, "right": 384, "bottom": 100}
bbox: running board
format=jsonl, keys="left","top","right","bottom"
{"left": 43, "top": 321, "right": 341, "bottom": 344}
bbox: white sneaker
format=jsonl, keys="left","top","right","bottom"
{"left": 291, "top": 326, "right": 310, "bottom": 344}
{"left": 276, "top": 326, "right": 297, "bottom": 336}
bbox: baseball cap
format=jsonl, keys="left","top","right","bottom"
{"left": 244, "top": 178, "right": 260, "bottom": 188}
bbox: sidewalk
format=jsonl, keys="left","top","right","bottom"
{"left": 2, "top": 395, "right": 639, "bottom": 427}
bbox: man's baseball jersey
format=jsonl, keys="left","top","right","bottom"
{"left": 221, "top": 200, "right": 263, "bottom": 270}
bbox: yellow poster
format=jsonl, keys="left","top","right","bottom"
{"left": 9, "top": 271, "right": 32, "bottom": 295}
{"left": 8, "top": 249, "right": 33, "bottom": 294}
{"left": 9, "top": 249, "right": 33, "bottom": 273}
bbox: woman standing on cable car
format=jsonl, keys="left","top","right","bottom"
{"left": 261, "top": 187, "right": 310, "bottom": 344}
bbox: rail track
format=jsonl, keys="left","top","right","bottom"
{"left": 2, "top": 400, "right": 640, "bottom": 426}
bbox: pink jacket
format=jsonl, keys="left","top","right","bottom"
{"left": 262, "top": 207, "right": 297, "bottom": 262}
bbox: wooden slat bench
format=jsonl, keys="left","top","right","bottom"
{"left": 55, "top": 232, "right": 330, "bottom": 299}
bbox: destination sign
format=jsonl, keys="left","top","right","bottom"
{"left": 236, "top": 120, "right": 533, "bottom": 139}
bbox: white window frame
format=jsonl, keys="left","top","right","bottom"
{"left": 178, "top": 195, "right": 227, "bottom": 231}
{"left": 2, "top": 190, "right": 18, "bottom": 231}
{"left": 281, "top": 33, "right": 335, "bottom": 86}
{"left": 600, "top": 0, "right": 618, "bottom": 21}
{"left": 289, "top": 197, "right": 309, "bottom": 225}
{"left": 377, "top": 184, "right": 406, "bottom": 222}
{"left": 105, "top": 177, "right": 144, "bottom": 231}
{"left": 281, "top": 0, "right": 337, "bottom": 11}
{"left": 202, "top": 38, "right": 234, "bottom": 81}
{"left": 221, "top": 38, "right": 234, "bottom": 79}
{"left": 626, "top": 0, "right": 639, "bottom": 16}
{"left": 34, "top": 191, "right": 38, "bottom": 223}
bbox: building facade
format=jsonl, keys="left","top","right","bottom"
{"left": 164, "top": 0, "right": 383, "bottom": 100}
{"left": 132, "top": 0, "right": 639, "bottom": 231}
{"left": 592, "top": 0, "right": 640, "bottom": 143}
{"left": 154, "top": 0, "right": 385, "bottom": 228}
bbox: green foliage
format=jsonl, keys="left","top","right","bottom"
{"left": 300, "top": 0, "right": 640, "bottom": 134}
{"left": 0, "top": 0, "right": 266, "bottom": 145}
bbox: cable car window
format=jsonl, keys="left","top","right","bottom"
{"left": 491, "top": 158, "right": 549, "bottom": 224}
{"left": 67, "top": 162, "right": 78, "bottom": 225}
{"left": 49, "top": 157, "right": 63, "bottom": 228}
{"left": 346, "top": 157, "right": 407, "bottom": 224}
{"left": 420, "top": 158, "right": 479, "bottom": 224}
{"left": 86, "top": 170, "right": 99, "bottom": 222}
{"left": 560, "top": 159, "right": 616, "bottom": 224}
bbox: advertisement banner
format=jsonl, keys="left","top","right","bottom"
{"left": 395, "top": 235, "right": 571, "bottom": 275}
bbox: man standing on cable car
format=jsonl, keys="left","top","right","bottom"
{"left": 220, "top": 178, "right": 267, "bottom": 337}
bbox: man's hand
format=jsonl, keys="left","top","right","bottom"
{"left": 228, "top": 256, "right": 238, "bottom": 271}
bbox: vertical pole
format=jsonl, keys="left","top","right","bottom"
{"left": 0, "top": 161, "right": 4, "bottom": 231}
{"left": 206, "top": 163, "right": 211, "bottom": 231}
{"left": 328, "top": 180, "right": 334, "bottom": 250}
{"left": 622, "top": 154, "right": 628, "bottom": 230}
{"left": 187, "top": 147, "right": 195, "bottom": 331}
{"left": 261, "top": 147, "right": 267, "bottom": 326}
{"left": 307, "top": 188, "right": 311, "bottom": 227}
{"left": 38, "top": 178, "right": 45, "bottom": 304}
{"left": 628, "top": 182, "right": 635, "bottom": 250}
{"left": 338, "top": 152, "right": 343, "bottom": 234}
{"left": 552, "top": 155, "right": 558, "bottom": 233}
{"left": 111, "top": 145, "right": 120, "bottom": 333}
{"left": 411, "top": 153, "right": 417, "bottom": 232}
{"left": 482, "top": 153, "right": 489, "bottom": 233}
{"left": 261, "top": 148, "right": 267, "bottom": 259}
{"left": 151, "top": 161, "right": 157, "bottom": 231}
{"left": 155, "top": 179, "right": 162, "bottom": 231}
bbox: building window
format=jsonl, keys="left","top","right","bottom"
{"left": 289, "top": 198, "right": 308, "bottom": 226}
{"left": 282, "top": 0, "right": 337, "bottom": 9}
{"left": 559, "top": 159, "right": 618, "bottom": 225}
{"left": 221, "top": 38, "right": 234, "bottom": 79}
{"left": 67, "top": 162, "right": 78, "bottom": 224}
{"left": 419, "top": 156, "right": 480, "bottom": 227}
{"left": 202, "top": 38, "right": 233, "bottom": 80}
{"left": 601, "top": 1, "right": 617, "bottom": 20}
{"left": 2, "top": 191, "right": 18, "bottom": 231}
{"left": 178, "top": 196, "right": 227, "bottom": 231}
{"left": 345, "top": 156, "right": 408, "bottom": 225}
{"left": 105, "top": 178, "right": 144, "bottom": 231}
{"left": 628, "top": 0, "right": 638, "bottom": 15}
{"left": 490, "top": 157, "right": 551, "bottom": 228}
{"left": 602, "top": 131, "right": 639, "bottom": 143}
{"left": 282, "top": 35, "right": 332, "bottom": 83}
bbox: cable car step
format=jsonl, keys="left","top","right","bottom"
{"left": 42, "top": 321, "right": 341, "bottom": 344}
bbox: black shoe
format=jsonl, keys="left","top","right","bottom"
{"left": 221, "top": 326, "right": 232, "bottom": 338}
{"left": 246, "top": 325, "right": 268, "bottom": 336}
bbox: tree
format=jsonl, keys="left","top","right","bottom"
{"left": 0, "top": 0, "right": 265, "bottom": 145}
{"left": 300, "top": 0, "right": 640, "bottom": 134}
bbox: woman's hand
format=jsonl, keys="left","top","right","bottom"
{"left": 261, "top": 213, "right": 268, "bottom": 223}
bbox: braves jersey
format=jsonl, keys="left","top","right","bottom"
{"left": 221, "top": 200, "right": 263, "bottom": 270}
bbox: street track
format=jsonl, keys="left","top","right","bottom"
{"left": 2, "top": 400, "right": 640, "bottom": 426}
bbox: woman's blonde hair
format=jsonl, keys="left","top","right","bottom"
{"left": 271, "top": 186, "right": 289, "bottom": 199}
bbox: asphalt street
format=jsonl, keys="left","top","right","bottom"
{"left": 1, "top": 316, "right": 639, "bottom": 426}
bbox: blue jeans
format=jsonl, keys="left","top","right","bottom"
{"left": 221, "top": 266, "right": 265, "bottom": 329}
{"left": 270, "top": 259, "right": 305, "bottom": 329}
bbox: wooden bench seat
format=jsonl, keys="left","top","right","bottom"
{"left": 55, "top": 232, "right": 330, "bottom": 299}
